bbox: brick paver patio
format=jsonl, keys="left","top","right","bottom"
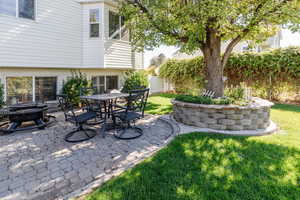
{"left": 0, "top": 113, "right": 178, "bottom": 200}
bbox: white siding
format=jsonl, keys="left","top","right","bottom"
{"left": 134, "top": 51, "right": 144, "bottom": 69}
{"left": 104, "top": 40, "right": 133, "bottom": 69}
{"left": 0, "top": 0, "right": 143, "bottom": 70}
{"left": 82, "top": 3, "right": 105, "bottom": 67}
{"left": 102, "top": 3, "right": 144, "bottom": 69}
{"left": 0, "top": 0, "right": 82, "bottom": 68}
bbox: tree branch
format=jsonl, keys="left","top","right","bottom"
{"left": 221, "top": 0, "right": 293, "bottom": 68}
{"left": 124, "top": 0, "right": 205, "bottom": 47}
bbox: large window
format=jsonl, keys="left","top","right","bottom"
{"left": 106, "top": 76, "right": 118, "bottom": 91}
{"left": 90, "top": 9, "right": 100, "bottom": 38}
{"left": 35, "top": 77, "right": 57, "bottom": 102}
{"left": 6, "top": 77, "right": 33, "bottom": 105}
{"left": 92, "top": 76, "right": 118, "bottom": 94}
{"left": 92, "top": 76, "right": 105, "bottom": 94}
{"left": 109, "top": 11, "right": 127, "bottom": 40}
{"left": 0, "top": 0, "right": 35, "bottom": 20}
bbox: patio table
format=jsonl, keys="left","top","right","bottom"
{"left": 80, "top": 93, "right": 129, "bottom": 137}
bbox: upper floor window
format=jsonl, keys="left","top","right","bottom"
{"left": 90, "top": 9, "right": 100, "bottom": 38}
{"left": 109, "top": 11, "right": 127, "bottom": 40}
{"left": 0, "top": 0, "right": 35, "bottom": 20}
{"left": 19, "top": 0, "right": 35, "bottom": 20}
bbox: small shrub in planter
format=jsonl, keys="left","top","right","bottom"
{"left": 121, "top": 71, "right": 149, "bottom": 92}
{"left": 62, "top": 71, "right": 91, "bottom": 105}
{"left": 175, "top": 95, "right": 233, "bottom": 105}
{"left": 175, "top": 86, "right": 249, "bottom": 105}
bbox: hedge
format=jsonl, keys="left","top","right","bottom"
{"left": 159, "top": 47, "right": 300, "bottom": 101}
{"left": 159, "top": 57, "right": 204, "bottom": 94}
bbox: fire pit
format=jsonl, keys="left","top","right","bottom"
{"left": 0, "top": 102, "right": 53, "bottom": 134}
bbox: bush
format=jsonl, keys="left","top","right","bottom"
{"left": 0, "top": 84, "right": 4, "bottom": 108}
{"left": 175, "top": 95, "right": 233, "bottom": 105}
{"left": 159, "top": 57, "right": 204, "bottom": 93}
{"left": 122, "top": 71, "right": 149, "bottom": 92}
{"left": 225, "top": 86, "right": 245, "bottom": 101}
{"left": 62, "top": 71, "right": 91, "bottom": 105}
{"left": 160, "top": 47, "right": 300, "bottom": 101}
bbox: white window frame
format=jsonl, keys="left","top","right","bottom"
{"left": 89, "top": 8, "right": 100, "bottom": 38}
{"left": 4, "top": 75, "right": 57, "bottom": 103}
{"left": 109, "top": 10, "right": 126, "bottom": 40}
{"left": 0, "top": 0, "right": 36, "bottom": 20}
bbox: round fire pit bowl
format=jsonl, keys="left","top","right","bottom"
{"left": 172, "top": 97, "right": 277, "bottom": 135}
{"left": 0, "top": 102, "right": 54, "bottom": 134}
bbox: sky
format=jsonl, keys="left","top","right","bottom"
{"left": 143, "top": 29, "right": 300, "bottom": 68}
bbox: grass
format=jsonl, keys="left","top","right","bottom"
{"left": 86, "top": 94, "right": 300, "bottom": 200}
{"left": 145, "top": 93, "right": 177, "bottom": 115}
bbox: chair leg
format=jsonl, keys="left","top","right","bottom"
{"left": 114, "top": 120, "right": 143, "bottom": 140}
{"left": 65, "top": 124, "right": 97, "bottom": 143}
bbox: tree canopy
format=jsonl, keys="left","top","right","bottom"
{"left": 121, "top": 0, "right": 299, "bottom": 51}
{"left": 119, "top": 0, "right": 300, "bottom": 97}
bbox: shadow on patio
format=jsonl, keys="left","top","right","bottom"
{"left": 0, "top": 113, "right": 176, "bottom": 200}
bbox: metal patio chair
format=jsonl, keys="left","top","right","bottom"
{"left": 58, "top": 95, "right": 102, "bottom": 143}
{"left": 112, "top": 88, "right": 150, "bottom": 140}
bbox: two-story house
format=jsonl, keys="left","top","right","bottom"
{"left": 0, "top": 0, "right": 143, "bottom": 104}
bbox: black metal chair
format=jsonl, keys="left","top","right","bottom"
{"left": 79, "top": 88, "right": 109, "bottom": 125}
{"left": 112, "top": 88, "right": 150, "bottom": 140}
{"left": 58, "top": 95, "right": 100, "bottom": 143}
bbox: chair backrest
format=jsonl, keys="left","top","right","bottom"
{"left": 126, "top": 88, "right": 150, "bottom": 117}
{"left": 57, "top": 95, "right": 76, "bottom": 121}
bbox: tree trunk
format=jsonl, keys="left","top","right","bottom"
{"left": 202, "top": 30, "right": 224, "bottom": 97}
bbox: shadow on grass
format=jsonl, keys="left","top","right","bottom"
{"left": 87, "top": 133, "right": 300, "bottom": 200}
{"left": 272, "top": 103, "right": 300, "bottom": 113}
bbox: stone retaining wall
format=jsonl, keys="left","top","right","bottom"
{"left": 172, "top": 97, "right": 274, "bottom": 131}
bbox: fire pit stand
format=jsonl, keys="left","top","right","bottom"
{"left": 0, "top": 103, "right": 54, "bottom": 134}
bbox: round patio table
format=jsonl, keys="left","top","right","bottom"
{"left": 80, "top": 93, "right": 129, "bottom": 137}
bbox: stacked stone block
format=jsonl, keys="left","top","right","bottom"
{"left": 172, "top": 97, "right": 273, "bottom": 131}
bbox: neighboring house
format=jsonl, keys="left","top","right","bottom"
{"left": 172, "top": 31, "right": 282, "bottom": 59}
{"left": 0, "top": 0, "right": 144, "bottom": 104}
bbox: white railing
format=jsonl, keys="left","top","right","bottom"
{"left": 108, "top": 25, "right": 129, "bottom": 41}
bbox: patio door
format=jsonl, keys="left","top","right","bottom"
{"left": 35, "top": 77, "right": 57, "bottom": 102}
{"left": 6, "top": 77, "right": 33, "bottom": 105}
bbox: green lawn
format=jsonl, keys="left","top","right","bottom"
{"left": 145, "top": 93, "right": 177, "bottom": 115}
{"left": 86, "top": 94, "right": 300, "bottom": 200}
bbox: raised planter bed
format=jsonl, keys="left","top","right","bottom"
{"left": 172, "top": 97, "right": 274, "bottom": 131}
